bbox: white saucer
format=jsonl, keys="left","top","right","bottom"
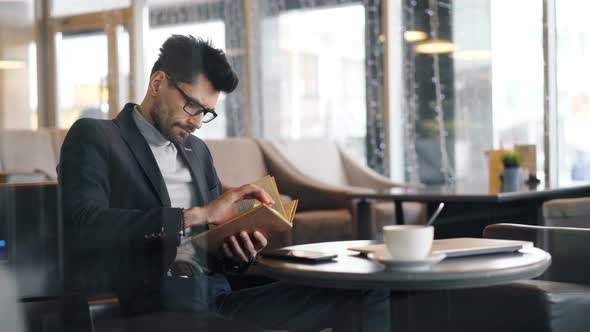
{"left": 369, "top": 250, "right": 446, "bottom": 270}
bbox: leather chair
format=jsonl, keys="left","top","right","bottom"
{"left": 480, "top": 223, "right": 590, "bottom": 332}
{"left": 405, "top": 223, "right": 590, "bottom": 332}
{"left": 262, "top": 138, "right": 426, "bottom": 240}
{"left": 205, "top": 138, "right": 360, "bottom": 246}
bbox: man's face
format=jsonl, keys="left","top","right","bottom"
{"left": 152, "top": 72, "right": 220, "bottom": 144}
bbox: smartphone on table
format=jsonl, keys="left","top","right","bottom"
{"left": 261, "top": 249, "right": 337, "bottom": 263}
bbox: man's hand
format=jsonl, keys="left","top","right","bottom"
{"left": 222, "top": 231, "right": 268, "bottom": 263}
{"left": 205, "top": 184, "right": 274, "bottom": 225}
{"left": 182, "top": 184, "right": 272, "bottom": 262}
{"left": 184, "top": 184, "right": 274, "bottom": 227}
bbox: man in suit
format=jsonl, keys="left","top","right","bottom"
{"left": 59, "top": 34, "right": 389, "bottom": 331}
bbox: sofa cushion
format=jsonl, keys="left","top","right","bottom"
{"left": 205, "top": 138, "right": 269, "bottom": 188}
{"left": 543, "top": 197, "right": 590, "bottom": 228}
{"left": 544, "top": 197, "right": 590, "bottom": 218}
{"left": 274, "top": 139, "right": 349, "bottom": 187}
{"left": 291, "top": 209, "right": 353, "bottom": 244}
{"left": 0, "top": 129, "right": 57, "bottom": 180}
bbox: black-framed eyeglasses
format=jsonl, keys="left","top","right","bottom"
{"left": 165, "top": 74, "right": 218, "bottom": 123}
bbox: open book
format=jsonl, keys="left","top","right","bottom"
{"left": 192, "top": 175, "right": 298, "bottom": 253}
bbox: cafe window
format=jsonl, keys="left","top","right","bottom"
{"left": 398, "top": 0, "right": 544, "bottom": 185}
{"left": 260, "top": 3, "right": 367, "bottom": 161}
{"left": 51, "top": 0, "right": 130, "bottom": 17}
{"left": 555, "top": 0, "right": 590, "bottom": 185}
{"left": 0, "top": 0, "right": 37, "bottom": 129}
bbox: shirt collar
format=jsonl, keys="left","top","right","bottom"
{"left": 132, "top": 105, "right": 170, "bottom": 147}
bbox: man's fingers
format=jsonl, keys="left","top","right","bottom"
{"left": 240, "top": 231, "right": 257, "bottom": 258}
{"left": 229, "top": 235, "right": 249, "bottom": 262}
{"left": 252, "top": 231, "right": 268, "bottom": 250}
{"left": 235, "top": 184, "right": 274, "bottom": 206}
{"left": 222, "top": 242, "right": 233, "bottom": 258}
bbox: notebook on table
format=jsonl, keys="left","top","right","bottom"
{"left": 349, "top": 238, "right": 533, "bottom": 258}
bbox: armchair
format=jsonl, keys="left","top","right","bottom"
{"left": 405, "top": 223, "right": 590, "bottom": 332}
{"left": 479, "top": 223, "right": 590, "bottom": 332}
{"left": 205, "top": 138, "right": 359, "bottom": 246}
{"left": 266, "top": 138, "right": 426, "bottom": 239}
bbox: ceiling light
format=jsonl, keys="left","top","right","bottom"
{"left": 404, "top": 30, "right": 428, "bottom": 43}
{"left": 0, "top": 60, "right": 25, "bottom": 70}
{"left": 414, "top": 39, "right": 456, "bottom": 54}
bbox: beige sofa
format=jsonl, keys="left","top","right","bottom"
{"left": 0, "top": 128, "right": 68, "bottom": 182}
{"left": 269, "top": 138, "right": 427, "bottom": 239}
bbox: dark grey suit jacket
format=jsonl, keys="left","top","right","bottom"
{"left": 58, "top": 103, "right": 223, "bottom": 314}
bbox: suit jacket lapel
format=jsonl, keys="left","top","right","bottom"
{"left": 175, "top": 140, "right": 208, "bottom": 207}
{"left": 114, "top": 103, "right": 171, "bottom": 207}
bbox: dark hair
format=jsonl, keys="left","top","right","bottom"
{"left": 150, "top": 35, "right": 238, "bottom": 93}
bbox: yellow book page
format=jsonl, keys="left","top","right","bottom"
{"left": 254, "top": 175, "right": 287, "bottom": 218}
{"left": 208, "top": 178, "right": 296, "bottom": 233}
{"left": 284, "top": 199, "right": 298, "bottom": 224}
{"left": 236, "top": 175, "right": 287, "bottom": 218}
{"left": 237, "top": 198, "right": 259, "bottom": 214}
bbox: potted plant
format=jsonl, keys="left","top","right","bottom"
{"left": 501, "top": 151, "right": 522, "bottom": 192}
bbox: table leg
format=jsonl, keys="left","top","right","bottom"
{"left": 535, "top": 201, "right": 544, "bottom": 226}
{"left": 358, "top": 290, "right": 367, "bottom": 332}
{"left": 357, "top": 198, "right": 372, "bottom": 239}
{"left": 394, "top": 201, "right": 405, "bottom": 225}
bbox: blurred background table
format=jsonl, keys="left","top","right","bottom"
{"left": 350, "top": 181, "right": 590, "bottom": 239}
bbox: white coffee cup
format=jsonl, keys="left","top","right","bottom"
{"left": 383, "top": 225, "right": 434, "bottom": 260}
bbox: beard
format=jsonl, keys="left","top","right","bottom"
{"left": 152, "top": 104, "right": 195, "bottom": 144}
